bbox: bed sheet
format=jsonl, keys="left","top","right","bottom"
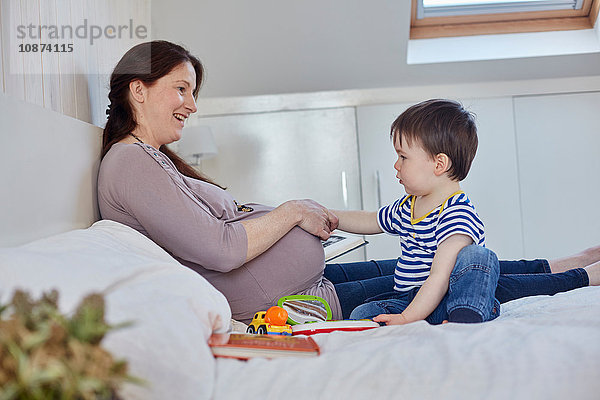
{"left": 213, "top": 286, "right": 600, "bottom": 399}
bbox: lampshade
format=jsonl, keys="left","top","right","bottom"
{"left": 177, "top": 126, "right": 218, "bottom": 165}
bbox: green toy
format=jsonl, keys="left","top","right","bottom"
{"left": 277, "top": 295, "right": 333, "bottom": 325}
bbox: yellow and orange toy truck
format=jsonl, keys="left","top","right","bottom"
{"left": 246, "top": 306, "right": 293, "bottom": 336}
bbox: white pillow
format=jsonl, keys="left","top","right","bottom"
{"left": 0, "top": 220, "right": 231, "bottom": 400}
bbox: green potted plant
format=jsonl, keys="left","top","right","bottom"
{"left": 0, "top": 289, "right": 141, "bottom": 400}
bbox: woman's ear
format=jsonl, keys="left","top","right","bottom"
{"left": 434, "top": 153, "right": 451, "bottom": 176}
{"left": 129, "top": 80, "right": 145, "bottom": 103}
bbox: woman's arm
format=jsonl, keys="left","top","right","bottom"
{"left": 101, "top": 147, "right": 338, "bottom": 271}
{"left": 373, "top": 234, "right": 473, "bottom": 325}
{"left": 331, "top": 210, "right": 382, "bottom": 235}
{"left": 241, "top": 199, "right": 338, "bottom": 262}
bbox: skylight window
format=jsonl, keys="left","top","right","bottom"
{"left": 410, "top": 0, "right": 599, "bottom": 38}
{"left": 419, "top": 0, "right": 584, "bottom": 18}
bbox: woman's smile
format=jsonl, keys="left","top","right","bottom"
{"left": 173, "top": 112, "right": 188, "bottom": 128}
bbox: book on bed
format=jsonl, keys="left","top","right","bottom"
{"left": 209, "top": 333, "right": 320, "bottom": 360}
{"left": 292, "top": 319, "right": 380, "bottom": 336}
{"left": 322, "top": 231, "right": 367, "bottom": 262}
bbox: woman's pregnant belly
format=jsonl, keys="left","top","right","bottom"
{"left": 189, "top": 206, "right": 327, "bottom": 322}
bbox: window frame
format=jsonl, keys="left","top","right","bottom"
{"left": 410, "top": 0, "right": 600, "bottom": 39}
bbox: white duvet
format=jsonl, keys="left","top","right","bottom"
{"left": 2, "top": 221, "right": 598, "bottom": 399}
{"left": 213, "top": 286, "right": 600, "bottom": 400}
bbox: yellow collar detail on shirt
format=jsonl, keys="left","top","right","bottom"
{"left": 410, "top": 190, "right": 465, "bottom": 225}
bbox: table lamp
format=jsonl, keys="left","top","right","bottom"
{"left": 177, "top": 125, "right": 218, "bottom": 165}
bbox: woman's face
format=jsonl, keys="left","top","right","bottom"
{"left": 133, "top": 61, "right": 198, "bottom": 147}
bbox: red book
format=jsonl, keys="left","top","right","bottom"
{"left": 292, "top": 320, "right": 379, "bottom": 336}
{"left": 209, "top": 333, "right": 320, "bottom": 360}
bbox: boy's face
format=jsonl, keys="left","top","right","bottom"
{"left": 393, "top": 133, "right": 437, "bottom": 196}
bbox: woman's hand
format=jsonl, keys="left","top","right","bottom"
{"left": 372, "top": 313, "right": 411, "bottom": 326}
{"left": 291, "top": 199, "right": 339, "bottom": 240}
{"left": 240, "top": 199, "right": 338, "bottom": 262}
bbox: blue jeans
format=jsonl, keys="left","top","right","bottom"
{"left": 325, "top": 245, "right": 589, "bottom": 322}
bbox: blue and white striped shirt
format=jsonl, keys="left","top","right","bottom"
{"left": 377, "top": 191, "right": 485, "bottom": 292}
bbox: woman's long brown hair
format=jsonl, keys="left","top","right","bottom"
{"left": 102, "top": 40, "right": 223, "bottom": 187}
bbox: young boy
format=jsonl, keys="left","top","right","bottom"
{"left": 335, "top": 99, "right": 497, "bottom": 325}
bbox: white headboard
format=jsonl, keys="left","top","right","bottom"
{"left": 0, "top": 93, "right": 102, "bottom": 247}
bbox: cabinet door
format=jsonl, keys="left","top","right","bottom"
{"left": 460, "top": 97, "right": 523, "bottom": 259}
{"left": 357, "top": 97, "right": 524, "bottom": 260}
{"left": 194, "top": 107, "right": 365, "bottom": 262}
{"left": 514, "top": 92, "right": 600, "bottom": 259}
{"left": 357, "top": 103, "right": 410, "bottom": 261}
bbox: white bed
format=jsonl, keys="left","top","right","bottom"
{"left": 1, "top": 92, "right": 599, "bottom": 400}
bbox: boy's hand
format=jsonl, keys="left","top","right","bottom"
{"left": 372, "top": 313, "right": 411, "bottom": 326}
{"left": 327, "top": 209, "right": 339, "bottom": 232}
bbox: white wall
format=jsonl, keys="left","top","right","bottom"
{"left": 151, "top": 0, "right": 600, "bottom": 98}
{"left": 3, "top": 1, "right": 598, "bottom": 125}
{"left": 0, "top": 0, "right": 150, "bottom": 126}
{"left": 184, "top": 77, "right": 600, "bottom": 262}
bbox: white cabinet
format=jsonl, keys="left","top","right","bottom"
{"left": 357, "top": 97, "right": 524, "bottom": 260}
{"left": 356, "top": 103, "right": 410, "bottom": 261}
{"left": 460, "top": 97, "right": 523, "bottom": 259}
{"left": 194, "top": 107, "right": 366, "bottom": 262}
{"left": 514, "top": 91, "right": 600, "bottom": 259}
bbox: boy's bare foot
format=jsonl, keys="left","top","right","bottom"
{"left": 584, "top": 261, "right": 600, "bottom": 286}
{"left": 548, "top": 245, "right": 600, "bottom": 273}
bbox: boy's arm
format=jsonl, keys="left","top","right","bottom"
{"left": 373, "top": 234, "right": 473, "bottom": 325}
{"left": 331, "top": 210, "right": 383, "bottom": 235}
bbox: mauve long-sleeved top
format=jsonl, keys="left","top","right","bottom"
{"left": 97, "top": 143, "right": 341, "bottom": 322}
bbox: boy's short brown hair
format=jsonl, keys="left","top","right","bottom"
{"left": 390, "top": 99, "right": 478, "bottom": 181}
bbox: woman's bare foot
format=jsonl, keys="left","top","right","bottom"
{"left": 584, "top": 261, "right": 600, "bottom": 286}
{"left": 548, "top": 245, "right": 600, "bottom": 273}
